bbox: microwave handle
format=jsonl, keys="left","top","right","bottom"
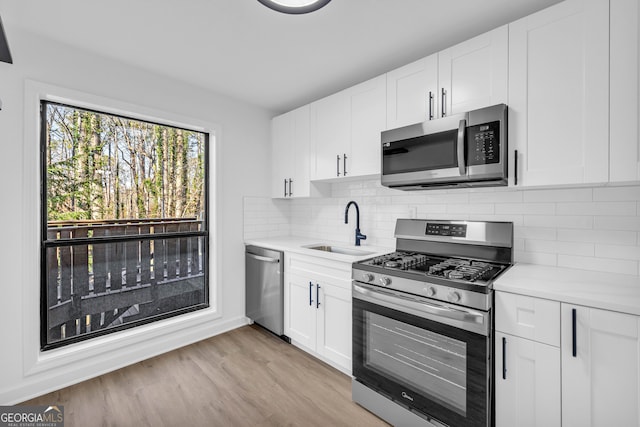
{"left": 457, "top": 119, "right": 466, "bottom": 176}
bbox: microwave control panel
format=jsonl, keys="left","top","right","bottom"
{"left": 467, "top": 121, "right": 500, "bottom": 166}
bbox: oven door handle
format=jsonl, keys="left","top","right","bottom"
{"left": 353, "top": 283, "right": 488, "bottom": 332}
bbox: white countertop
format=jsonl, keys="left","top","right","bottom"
{"left": 494, "top": 263, "right": 640, "bottom": 316}
{"left": 245, "top": 236, "right": 392, "bottom": 263}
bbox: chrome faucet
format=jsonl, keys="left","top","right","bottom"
{"left": 344, "top": 201, "right": 367, "bottom": 246}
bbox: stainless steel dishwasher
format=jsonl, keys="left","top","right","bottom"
{"left": 245, "top": 245, "right": 288, "bottom": 340}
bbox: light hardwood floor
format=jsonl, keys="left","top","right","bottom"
{"left": 23, "top": 325, "right": 390, "bottom": 427}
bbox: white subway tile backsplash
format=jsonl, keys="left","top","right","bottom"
{"left": 557, "top": 229, "right": 637, "bottom": 245}
{"left": 556, "top": 201, "right": 636, "bottom": 216}
{"left": 523, "top": 188, "right": 593, "bottom": 202}
{"left": 594, "top": 244, "right": 640, "bottom": 261}
{"left": 593, "top": 186, "right": 640, "bottom": 201}
{"left": 593, "top": 216, "right": 640, "bottom": 231}
{"left": 244, "top": 181, "right": 640, "bottom": 276}
{"left": 524, "top": 215, "right": 593, "bottom": 229}
{"left": 496, "top": 203, "right": 555, "bottom": 215}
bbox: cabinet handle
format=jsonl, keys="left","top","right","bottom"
{"left": 309, "top": 282, "right": 314, "bottom": 306}
{"left": 572, "top": 308, "right": 577, "bottom": 357}
{"left": 288, "top": 178, "right": 293, "bottom": 197}
{"left": 502, "top": 336, "right": 507, "bottom": 380}
{"left": 428, "top": 91, "right": 434, "bottom": 120}
{"left": 343, "top": 153, "right": 347, "bottom": 176}
{"left": 514, "top": 150, "right": 519, "bottom": 186}
{"left": 336, "top": 154, "right": 341, "bottom": 176}
{"left": 284, "top": 179, "right": 288, "bottom": 197}
{"left": 441, "top": 88, "right": 447, "bottom": 117}
{"left": 316, "top": 284, "right": 321, "bottom": 309}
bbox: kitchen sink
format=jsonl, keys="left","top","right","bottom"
{"left": 303, "top": 244, "right": 375, "bottom": 256}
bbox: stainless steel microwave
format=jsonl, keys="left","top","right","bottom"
{"left": 381, "top": 104, "right": 508, "bottom": 190}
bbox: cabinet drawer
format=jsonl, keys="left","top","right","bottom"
{"left": 286, "top": 253, "right": 352, "bottom": 285}
{"left": 495, "top": 292, "right": 560, "bottom": 347}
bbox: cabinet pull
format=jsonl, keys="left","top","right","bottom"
{"left": 428, "top": 91, "right": 434, "bottom": 120}
{"left": 502, "top": 336, "right": 507, "bottom": 379}
{"left": 316, "top": 284, "right": 321, "bottom": 309}
{"left": 288, "top": 178, "right": 293, "bottom": 197}
{"left": 343, "top": 153, "right": 347, "bottom": 176}
{"left": 284, "top": 179, "right": 288, "bottom": 197}
{"left": 572, "top": 308, "right": 577, "bottom": 357}
{"left": 514, "top": 150, "right": 519, "bottom": 186}
{"left": 336, "top": 154, "right": 341, "bottom": 176}
{"left": 309, "top": 282, "right": 314, "bottom": 306}
{"left": 441, "top": 88, "right": 447, "bottom": 117}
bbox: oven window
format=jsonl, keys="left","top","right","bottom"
{"left": 365, "top": 311, "right": 467, "bottom": 415}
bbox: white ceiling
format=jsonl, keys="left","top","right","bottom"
{"left": 0, "top": 0, "right": 561, "bottom": 114}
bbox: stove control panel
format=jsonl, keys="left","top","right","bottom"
{"left": 426, "top": 223, "right": 467, "bottom": 237}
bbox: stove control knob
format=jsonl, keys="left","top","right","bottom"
{"left": 379, "top": 277, "right": 392, "bottom": 287}
{"left": 362, "top": 273, "right": 375, "bottom": 282}
{"left": 448, "top": 291, "right": 461, "bottom": 303}
{"left": 425, "top": 286, "right": 437, "bottom": 297}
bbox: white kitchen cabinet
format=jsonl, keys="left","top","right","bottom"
{"left": 494, "top": 292, "right": 561, "bottom": 427}
{"left": 386, "top": 26, "right": 507, "bottom": 130}
{"left": 495, "top": 332, "right": 561, "bottom": 427}
{"left": 610, "top": 0, "right": 640, "bottom": 182}
{"left": 311, "top": 75, "right": 386, "bottom": 180}
{"left": 271, "top": 105, "right": 328, "bottom": 198}
{"left": 439, "top": 25, "right": 508, "bottom": 116}
{"left": 561, "top": 304, "right": 640, "bottom": 427}
{"left": 284, "top": 254, "right": 352, "bottom": 374}
{"left": 508, "top": 0, "right": 610, "bottom": 187}
{"left": 386, "top": 54, "right": 438, "bottom": 129}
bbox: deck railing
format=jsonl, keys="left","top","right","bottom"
{"left": 44, "top": 217, "right": 206, "bottom": 344}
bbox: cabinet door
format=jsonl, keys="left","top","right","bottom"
{"left": 386, "top": 54, "right": 438, "bottom": 129}
{"left": 509, "top": 0, "right": 609, "bottom": 186}
{"left": 290, "top": 105, "right": 311, "bottom": 198}
{"left": 561, "top": 304, "right": 640, "bottom": 427}
{"left": 610, "top": 0, "right": 640, "bottom": 182}
{"left": 495, "top": 332, "right": 561, "bottom": 427}
{"left": 284, "top": 274, "right": 316, "bottom": 351}
{"left": 316, "top": 281, "right": 352, "bottom": 373}
{"left": 347, "top": 75, "right": 386, "bottom": 177}
{"left": 439, "top": 25, "right": 508, "bottom": 116}
{"left": 310, "top": 91, "right": 350, "bottom": 180}
{"left": 271, "top": 112, "right": 295, "bottom": 198}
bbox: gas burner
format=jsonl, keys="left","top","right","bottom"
{"left": 427, "top": 258, "right": 493, "bottom": 282}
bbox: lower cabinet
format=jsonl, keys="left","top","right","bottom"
{"left": 561, "top": 304, "right": 640, "bottom": 427}
{"left": 284, "top": 254, "right": 352, "bottom": 374}
{"left": 495, "top": 292, "right": 561, "bottom": 427}
{"left": 495, "top": 291, "right": 640, "bottom": 427}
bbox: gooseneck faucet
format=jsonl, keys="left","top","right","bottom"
{"left": 345, "top": 201, "right": 367, "bottom": 246}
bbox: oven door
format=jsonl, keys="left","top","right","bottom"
{"left": 352, "top": 283, "right": 491, "bottom": 427}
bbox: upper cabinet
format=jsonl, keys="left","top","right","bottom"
{"left": 386, "top": 26, "right": 508, "bottom": 129}
{"left": 310, "top": 74, "right": 386, "bottom": 180}
{"left": 271, "top": 105, "right": 327, "bottom": 198}
{"left": 610, "top": 0, "right": 640, "bottom": 182}
{"left": 509, "top": 0, "right": 610, "bottom": 187}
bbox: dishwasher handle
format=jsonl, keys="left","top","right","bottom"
{"left": 246, "top": 252, "right": 280, "bottom": 263}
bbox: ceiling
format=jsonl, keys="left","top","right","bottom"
{"left": 0, "top": 0, "right": 561, "bottom": 114}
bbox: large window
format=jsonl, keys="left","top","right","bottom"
{"left": 41, "top": 101, "right": 209, "bottom": 350}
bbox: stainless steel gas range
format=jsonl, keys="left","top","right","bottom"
{"left": 352, "top": 219, "right": 513, "bottom": 427}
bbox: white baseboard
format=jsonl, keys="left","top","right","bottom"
{"left": 2, "top": 316, "right": 250, "bottom": 405}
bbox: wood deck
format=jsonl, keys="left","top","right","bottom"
{"left": 23, "top": 325, "right": 390, "bottom": 427}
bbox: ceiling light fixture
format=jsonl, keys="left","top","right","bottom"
{"left": 258, "top": 0, "right": 332, "bottom": 14}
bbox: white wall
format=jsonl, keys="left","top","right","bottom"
{"left": 245, "top": 179, "right": 640, "bottom": 276}
{"left": 0, "top": 28, "right": 272, "bottom": 404}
